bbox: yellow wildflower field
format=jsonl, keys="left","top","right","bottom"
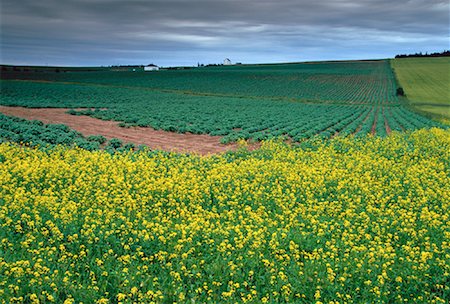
{"left": 0, "top": 129, "right": 449, "bottom": 303}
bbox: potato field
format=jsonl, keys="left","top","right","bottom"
{"left": 1, "top": 61, "right": 399, "bottom": 104}
{"left": 0, "top": 60, "right": 446, "bottom": 144}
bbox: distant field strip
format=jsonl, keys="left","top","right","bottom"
{"left": 391, "top": 57, "right": 450, "bottom": 119}
{"left": 3, "top": 79, "right": 389, "bottom": 105}
{"left": 2, "top": 60, "right": 399, "bottom": 104}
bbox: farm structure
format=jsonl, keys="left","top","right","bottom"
{"left": 144, "top": 64, "right": 159, "bottom": 71}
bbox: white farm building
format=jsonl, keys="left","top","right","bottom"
{"left": 223, "top": 58, "right": 232, "bottom": 65}
{"left": 144, "top": 64, "right": 159, "bottom": 71}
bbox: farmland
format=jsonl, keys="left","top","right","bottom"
{"left": 391, "top": 57, "right": 450, "bottom": 119}
{"left": 0, "top": 60, "right": 445, "bottom": 144}
{"left": 2, "top": 60, "right": 399, "bottom": 104}
{"left": 1, "top": 58, "right": 449, "bottom": 303}
{"left": 0, "top": 107, "right": 239, "bottom": 154}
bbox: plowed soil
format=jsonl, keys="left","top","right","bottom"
{"left": 0, "top": 106, "right": 251, "bottom": 155}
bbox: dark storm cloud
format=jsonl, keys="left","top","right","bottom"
{"left": 1, "top": 0, "right": 448, "bottom": 66}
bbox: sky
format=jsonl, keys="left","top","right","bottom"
{"left": 1, "top": 0, "right": 449, "bottom": 66}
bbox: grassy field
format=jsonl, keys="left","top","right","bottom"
{"left": 1, "top": 129, "right": 449, "bottom": 303}
{"left": 391, "top": 57, "right": 450, "bottom": 119}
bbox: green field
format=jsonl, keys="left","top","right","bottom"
{"left": 391, "top": 57, "right": 450, "bottom": 119}
{"left": 1, "top": 60, "right": 446, "bottom": 144}
{"left": 2, "top": 60, "right": 399, "bottom": 104}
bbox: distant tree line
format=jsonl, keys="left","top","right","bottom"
{"left": 110, "top": 65, "right": 145, "bottom": 68}
{"left": 164, "top": 66, "right": 194, "bottom": 70}
{"left": 395, "top": 50, "right": 450, "bottom": 58}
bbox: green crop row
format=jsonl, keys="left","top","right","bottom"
{"left": 338, "top": 107, "right": 372, "bottom": 136}
{"left": 375, "top": 108, "right": 388, "bottom": 137}
{"left": 389, "top": 107, "right": 444, "bottom": 131}
{"left": 0, "top": 113, "right": 136, "bottom": 152}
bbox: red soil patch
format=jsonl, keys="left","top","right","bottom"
{"left": 0, "top": 106, "right": 254, "bottom": 155}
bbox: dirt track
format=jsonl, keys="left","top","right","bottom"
{"left": 0, "top": 106, "right": 247, "bottom": 155}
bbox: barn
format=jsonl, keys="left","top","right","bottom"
{"left": 223, "top": 58, "right": 232, "bottom": 65}
{"left": 144, "top": 64, "right": 159, "bottom": 71}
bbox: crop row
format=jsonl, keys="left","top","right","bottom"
{"left": 338, "top": 107, "right": 373, "bottom": 136}
{"left": 375, "top": 108, "right": 388, "bottom": 137}
{"left": 386, "top": 107, "right": 444, "bottom": 132}
{"left": 0, "top": 113, "right": 134, "bottom": 152}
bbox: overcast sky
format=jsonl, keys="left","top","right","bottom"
{"left": 1, "top": 0, "right": 449, "bottom": 66}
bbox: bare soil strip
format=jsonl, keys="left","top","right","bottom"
{"left": 0, "top": 106, "right": 249, "bottom": 155}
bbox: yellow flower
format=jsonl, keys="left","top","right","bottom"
{"left": 314, "top": 290, "right": 321, "bottom": 300}
{"left": 63, "top": 298, "right": 74, "bottom": 304}
{"left": 179, "top": 292, "right": 185, "bottom": 301}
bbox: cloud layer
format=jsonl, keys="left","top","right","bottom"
{"left": 1, "top": 0, "right": 449, "bottom": 66}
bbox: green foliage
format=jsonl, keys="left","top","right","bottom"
{"left": 73, "top": 138, "right": 100, "bottom": 151}
{"left": 87, "top": 135, "right": 107, "bottom": 144}
{"left": 396, "top": 87, "right": 405, "bottom": 96}
{"left": 108, "top": 138, "right": 123, "bottom": 149}
{"left": 122, "top": 143, "right": 135, "bottom": 150}
{"left": 0, "top": 113, "right": 114, "bottom": 150}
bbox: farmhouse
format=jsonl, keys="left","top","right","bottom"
{"left": 144, "top": 64, "right": 159, "bottom": 71}
{"left": 223, "top": 58, "right": 232, "bottom": 65}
